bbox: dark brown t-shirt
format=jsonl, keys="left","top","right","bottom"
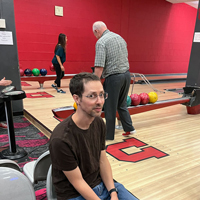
{"left": 49, "top": 115, "right": 106, "bottom": 199}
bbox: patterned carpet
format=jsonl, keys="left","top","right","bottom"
{"left": 0, "top": 115, "right": 49, "bottom": 200}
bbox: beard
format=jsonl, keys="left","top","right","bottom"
{"left": 91, "top": 105, "right": 103, "bottom": 117}
{"left": 80, "top": 103, "right": 103, "bottom": 118}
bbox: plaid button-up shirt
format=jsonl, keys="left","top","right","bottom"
{"left": 94, "top": 29, "right": 129, "bottom": 78}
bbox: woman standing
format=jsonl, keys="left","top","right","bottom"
{"left": 51, "top": 33, "right": 67, "bottom": 93}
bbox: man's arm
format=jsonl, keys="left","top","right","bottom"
{"left": 100, "top": 150, "right": 119, "bottom": 199}
{"left": 0, "top": 77, "right": 12, "bottom": 86}
{"left": 94, "top": 67, "right": 103, "bottom": 78}
{"left": 63, "top": 167, "right": 101, "bottom": 200}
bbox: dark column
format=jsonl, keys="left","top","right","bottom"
{"left": 186, "top": 2, "right": 200, "bottom": 88}
{"left": 0, "top": 0, "right": 23, "bottom": 114}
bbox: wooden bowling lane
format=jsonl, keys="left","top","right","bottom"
{"left": 22, "top": 78, "right": 200, "bottom": 199}
{"left": 106, "top": 103, "right": 200, "bottom": 199}
{"left": 132, "top": 73, "right": 187, "bottom": 84}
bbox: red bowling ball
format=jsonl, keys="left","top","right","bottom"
{"left": 50, "top": 64, "right": 55, "bottom": 72}
{"left": 139, "top": 93, "right": 150, "bottom": 105}
{"left": 130, "top": 93, "right": 141, "bottom": 106}
{"left": 19, "top": 68, "right": 24, "bottom": 76}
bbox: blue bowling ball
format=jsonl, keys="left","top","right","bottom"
{"left": 40, "top": 68, "right": 47, "bottom": 76}
{"left": 24, "top": 68, "right": 32, "bottom": 76}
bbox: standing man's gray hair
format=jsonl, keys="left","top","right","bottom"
{"left": 92, "top": 21, "right": 107, "bottom": 32}
{"left": 92, "top": 21, "right": 107, "bottom": 39}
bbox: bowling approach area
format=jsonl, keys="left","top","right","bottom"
{"left": 21, "top": 76, "right": 200, "bottom": 200}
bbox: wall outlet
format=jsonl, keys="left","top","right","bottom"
{"left": 55, "top": 6, "right": 63, "bottom": 17}
{"left": 0, "top": 19, "right": 6, "bottom": 28}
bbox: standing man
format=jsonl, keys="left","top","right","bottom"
{"left": 93, "top": 21, "right": 136, "bottom": 140}
{"left": 49, "top": 72, "right": 138, "bottom": 200}
{"left": 0, "top": 77, "right": 12, "bottom": 129}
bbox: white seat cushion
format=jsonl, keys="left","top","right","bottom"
{"left": 23, "top": 161, "right": 36, "bottom": 184}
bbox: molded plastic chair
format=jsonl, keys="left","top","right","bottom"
{"left": 23, "top": 150, "right": 51, "bottom": 184}
{"left": 0, "top": 159, "right": 21, "bottom": 171}
{"left": 46, "top": 165, "right": 57, "bottom": 200}
{"left": 0, "top": 167, "right": 36, "bottom": 200}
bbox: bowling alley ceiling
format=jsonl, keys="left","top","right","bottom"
{"left": 166, "top": 0, "right": 199, "bottom": 8}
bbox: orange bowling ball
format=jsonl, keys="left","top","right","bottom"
{"left": 73, "top": 102, "right": 78, "bottom": 110}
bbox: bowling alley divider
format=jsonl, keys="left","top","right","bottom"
{"left": 52, "top": 87, "right": 200, "bottom": 125}
{"left": 52, "top": 98, "right": 190, "bottom": 120}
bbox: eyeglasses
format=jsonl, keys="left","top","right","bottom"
{"left": 85, "top": 92, "right": 108, "bottom": 100}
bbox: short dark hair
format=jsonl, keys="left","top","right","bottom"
{"left": 69, "top": 72, "right": 100, "bottom": 97}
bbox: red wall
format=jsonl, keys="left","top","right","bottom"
{"left": 13, "top": 0, "right": 197, "bottom": 75}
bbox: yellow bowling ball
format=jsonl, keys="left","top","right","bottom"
{"left": 73, "top": 102, "right": 78, "bottom": 110}
{"left": 148, "top": 92, "right": 158, "bottom": 103}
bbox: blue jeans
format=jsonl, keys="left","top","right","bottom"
{"left": 68, "top": 181, "right": 139, "bottom": 200}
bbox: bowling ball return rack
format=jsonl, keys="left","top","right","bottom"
{"left": 0, "top": 86, "right": 27, "bottom": 159}
{"left": 52, "top": 86, "right": 200, "bottom": 129}
{"left": 20, "top": 74, "right": 130, "bottom": 89}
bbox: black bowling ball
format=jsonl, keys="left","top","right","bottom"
{"left": 24, "top": 68, "right": 32, "bottom": 76}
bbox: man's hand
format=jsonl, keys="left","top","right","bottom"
{"left": 0, "top": 77, "right": 12, "bottom": 86}
{"left": 110, "top": 191, "right": 119, "bottom": 200}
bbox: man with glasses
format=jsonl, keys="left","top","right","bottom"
{"left": 92, "top": 21, "right": 136, "bottom": 140}
{"left": 49, "top": 72, "right": 137, "bottom": 200}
